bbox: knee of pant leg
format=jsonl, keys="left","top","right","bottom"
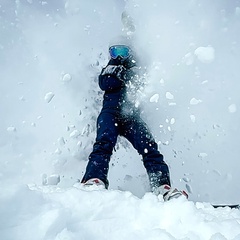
{"left": 143, "top": 156, "right": 169, "bottom": 175}
{"left": 138, "top": 140, "right": 159, "bottom": 156}
{"left": 92, "top": 140, "right": 115, "bottom": 155}
{"left": 142, "top": 149, "right": 164, "bottom": 164}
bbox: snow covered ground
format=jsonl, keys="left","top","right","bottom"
{"left": 1, "top": 0, "right": 240, "bottom": 239}
{"left": 1, "top": 183, "right": 240, "bottom": 240}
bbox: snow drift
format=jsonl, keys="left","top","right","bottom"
{"left": 1, "top": 184, "right": 240, "bottom": 240}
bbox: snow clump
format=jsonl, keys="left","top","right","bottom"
{"left": 194, "top": 46, "right": 215, "bottom": 63}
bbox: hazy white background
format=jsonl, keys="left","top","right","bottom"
{"left": 1, "top": 0, "right": 240, "bottom": 203}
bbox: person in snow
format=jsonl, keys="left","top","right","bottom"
{"left": 81, "top": 38, "right": 187, "bottom": 201}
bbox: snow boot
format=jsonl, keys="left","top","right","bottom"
{"left": 83, "top": 178, "right": 106, "bottom": 188}
{"left": 156, "top": 184, "right": 188, "bottom": 201}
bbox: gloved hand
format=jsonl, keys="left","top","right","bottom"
{"left": 98, "top": 63, "right": 138, "bottom": 92}
{"left": 101, "top": 65, "right": 127, "bottom": 81}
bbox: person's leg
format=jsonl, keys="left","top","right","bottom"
{"left": 120, "top": 115, "right": 171, "bottom": 189}
{"left": 81, "top": 111, "right": 119, "bottom": 188}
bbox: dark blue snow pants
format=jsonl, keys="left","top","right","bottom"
{"left": 81, "top": 109, "right": 170, "bottom": 189}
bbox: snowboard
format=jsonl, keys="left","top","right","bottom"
{"left": 212, "top": 204, "right": 239, "bottom": 209}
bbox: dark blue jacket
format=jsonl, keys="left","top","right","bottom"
{"left": 98, "top": 58, "right": 134, "bottom": 112}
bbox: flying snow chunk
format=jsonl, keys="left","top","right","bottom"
{"left": 55, "top": 148, "right": 62, "bottom": 155}
{"left": 7, "top": 126, "right": 17, "bottom": 132}
{"left": 166, "top": 92, "right": 174, "bottom": 100}
{"left": 190, "top": 98, "right": 202, "bottom": 105}
{"left": 44, "top": 92, "right": 55, "bottom": 103}
{"left": 190, "top": 115, "right": 196, "bottom": 123}
{"left": 70, "top": 129, "right": 80, "bottom": 138}
{"left": 170, "top": 118, "right": 175, "bottom": 124}
{"left": 182, "top": 177, "right": 190, "bottom": 183}
{"left": 228, "top": 104, "right": 237, "bottom": 113}
{"left": 42, "top": 174, "right": 60, "bottom": 185}
{"left": 198, "top": 153, "right": 208, "bottom": 158}
{"left": 183, "top": 52, "right": 194, "bottom": 65}
{"left": 58, "top": 137, "right": 66, "bottom": 146}
{"left": 150, "top": 93, "right": 159, "bottom": 103}
{"left": 62, "top": 73, "right": 72, "bottom": 83}
{"left": 194, "top": 46, "right": 215, "bottom": 63}
{"left": 121, "top": 11, "right": 136, "bottom": 34}
{"left": 186, "top": 184, "right": 193, "bottom": 194}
